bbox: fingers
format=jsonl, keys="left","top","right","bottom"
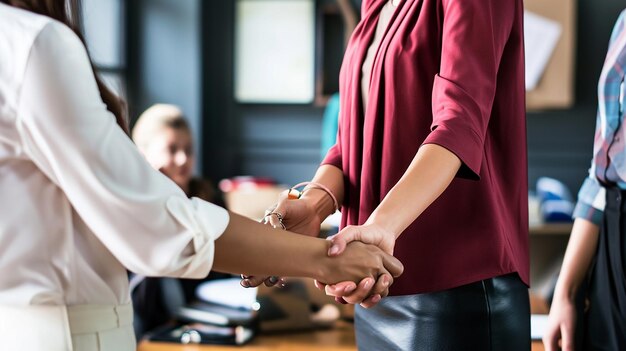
{"left": 264, "top": 276, "right": 286, "bottom": 288}
{"left": 542, "top": 329, "right": 559, "bottom": 351}
{"left": 542, "top": 320, "right": 567, "bottom": 351}
{"left": 265, "top": 210, "right": 285, "bottom": 230}
{"left": 240, "top": 275, "right": 266, "bottom": 288}
{"left": 358, "top": 274, "right": 391, "bottom": 308}
{"left": 560, "top": 324, "right": 574, "bottom": 351}
{"left": 268, "top": 213, "right": 285, "bottom": 230}
{"left": 359, "top": 294, "right": 382, "bottom": 308}
{"left": 328, "top": 227, "right": 360, "bottom": 256}
{"left": 328, "top": 277, "right": 374, "bottom": 304}
{"left": 262, "top": 200, "right": 288, "bottom": 230}
{"left": 263, "top": 276, "right": 278, "bottom": 287}
{"left": 240, "top": 275, "right": 285, "bottom": 288}
{"left": 381, "top": 252, "right": 404, "bottom": 278}
{"left": 314, "top": 280, "right": 326, "bottom": 291}
{"left": 374, "top": 274, "right": 392, "bottom": 298}
{"left": 323, "top": 281, "right": 357, "bottom": 296}
{"left": 324, "top": 275, "right": 392, "bottom": 308}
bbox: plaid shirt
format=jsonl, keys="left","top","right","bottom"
{"left": 574, "top": 10, "right": 626, "bottom": 225}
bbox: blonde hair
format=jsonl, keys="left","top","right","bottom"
{"left": 132, "top": 104, "right": 190, "bottom": 150}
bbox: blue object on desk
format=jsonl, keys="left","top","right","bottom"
{"left": 541, "top": 200, "right": 574, "bottom": 222}
{"left": 536, "top": 177, "right": 573, "bottom": 202}
{"left": 536, "top": 177, "right": 574, "bottom": 222}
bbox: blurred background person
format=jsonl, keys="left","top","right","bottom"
{"left": 132, "top": 103, "right": 223, "bottom": 205}
{"left": 130, "top": 103, "right": 231, "bottom": 338}
{"left": 543, "top": 10, "right": 626, "bottom": 351}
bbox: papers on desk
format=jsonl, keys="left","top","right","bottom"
{"left": 531, "top": 314, "right": 550, "bottom": 340}
{"left": 151, "top": 278, "right": 260, "bottom": 345}
{"left": 177, "top": 301, "right": 257, "bottom": 327}
{"left": 196, "top": 277, "right": 258, "bottom": 310}
{"left": 176, "top": 278, "right": 259, "bottom": 327}
{"left": 147, "top": 322, "right": 255, "bottom": 345}
{"left": 524, "top": 11, "right": 562, "bottom": 91}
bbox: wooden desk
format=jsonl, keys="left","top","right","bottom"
{"left": 138, "top": 321, "right": 546, "bottom": 351}
{"left": 138, "top": 321, "right": 356, "bottom": 351}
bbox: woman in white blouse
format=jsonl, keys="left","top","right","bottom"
{"left": 0, "top": 1, "right": 403, "bottom": 350}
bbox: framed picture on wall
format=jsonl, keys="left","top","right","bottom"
{"left": 234, "top": 0, "right": 315, "bottom": 104}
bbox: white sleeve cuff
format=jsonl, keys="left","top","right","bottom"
{"left": 165, "top": 197, "right": 230, "bottom": 278}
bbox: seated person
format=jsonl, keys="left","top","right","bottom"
{"left": 130, "top": 103, "right": 231, "bottom": 337}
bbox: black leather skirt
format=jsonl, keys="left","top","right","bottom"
{"left": 354, "top": 273, "right": 530, "bottom": 351}
{"left": 583, "top": 187, "right": 626, "bottom": 350}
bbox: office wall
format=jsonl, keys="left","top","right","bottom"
{"left": 528, "top": 0, "right": 624, "bottom": 195}
{"left": 201, "top": 1, "right": 331, "bottom": 185}
{"left": 127, "top": 0, "right": 203, "bottom": 172}
{"left": 200, "top": 0, "right": 626, "bottom": 192}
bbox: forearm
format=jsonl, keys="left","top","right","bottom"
{"left": 213, "top": 212, "right": 330, "bottom": 279}
{"left": 553, "top": 218, "right": 600, "bottom": 301}
{"left": 367, "top": 144, "right": 462, "bottom": 237}
{"left": 300, "top": 164, "right": 345, "bottom": 219}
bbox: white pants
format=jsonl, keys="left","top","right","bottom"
{"left": 0, "top": 304, "right": 136, "bottom": 351}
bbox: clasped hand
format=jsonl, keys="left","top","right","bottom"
{"left": 241, "top": 192, "right": 401, "bottom": 308}
{"left": 318, "top": 222, "right": 397, "bottom": 307}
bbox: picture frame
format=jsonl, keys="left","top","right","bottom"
{"left": 233, "top": 0, "right": 316, "bottom": 104}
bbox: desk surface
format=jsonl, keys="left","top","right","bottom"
{"left": 138, "top": 321, "right": 546, "bottom": 351}
{"left": 529, "top": 222, "right": 573, "bottom": 235}
{"left": 138, "top": 321, "right": 356, "bottom": 351}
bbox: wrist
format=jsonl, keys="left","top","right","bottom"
{"left": 289, "top": 181, "right": 338, "bottom": 219}
{"left": 308, "top": 239, "right": 333, "bottom": 282}
{"left": 300, "top": 188, "right": 336, "bottom": 219}
{"left": 365, "top": 212, "right": 402, "bottom": 239}
{"left": 553, "top": 282, "right": 578, "bottom": 303}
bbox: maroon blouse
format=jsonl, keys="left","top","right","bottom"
{"left": 322, "top": 0, "right": 529, "bottom": 295}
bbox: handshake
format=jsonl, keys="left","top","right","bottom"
{"left": 237, "top": 185, "right": 404, "bottom": 309}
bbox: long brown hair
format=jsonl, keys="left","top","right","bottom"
{"left": 1, "top": 0, "right": 128, "bottom": 133}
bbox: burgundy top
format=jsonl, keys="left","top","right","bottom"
{"left": 322, "top": 0, "right": 529, "bottom": 295}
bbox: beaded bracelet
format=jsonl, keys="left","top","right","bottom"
{"left": 288, "top": 181, "right": 339, "bottom": 213}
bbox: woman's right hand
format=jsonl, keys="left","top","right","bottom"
{"left": 542, "top": 295, "right": 577, "bottom": 351}
{"left": 241, "top": 192, "right": 324, "bottom": 288}
{"left": 263, "top": 191, "right": 325, "bottom": 237}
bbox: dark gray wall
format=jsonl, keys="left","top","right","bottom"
{"left": 528, "top": 0, "right": 625, "bottom": 196}
{"left": 127, "top": 0, "right": 203, "bottom": 172}
{"left": 201, "top": 1, "right": 334, "bottom": 185}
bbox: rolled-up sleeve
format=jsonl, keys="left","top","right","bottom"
{"left": 16, "top": 22, "right": 229, "bottom": 279}
{"left": 573, "top": 169, "right": 605, "bottom": 226}
{"left": 571, "top": 10, "right": 626, "bottom": 226}
{"left": 423, "top": 0, "right": 516, "bottom": 180}
{"left": 322, "top": 140, "right": 342, "bottom": 169}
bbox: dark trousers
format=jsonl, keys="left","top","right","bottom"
{"left": 583, "top": 187, "right": 626, "bottom": 351}
{"left": 355, "top": 273, "right": 530, "bottom": 351}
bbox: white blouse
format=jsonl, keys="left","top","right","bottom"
{"left": 0, "top": 4, "right": 229, "bottom": 306}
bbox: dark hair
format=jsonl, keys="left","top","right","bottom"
{"left": 1, "top": 0, "right": 129, "bottom": 133}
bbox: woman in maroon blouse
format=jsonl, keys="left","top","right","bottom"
{"left": 247, "top": 0, "right": 530, "bottom": 349}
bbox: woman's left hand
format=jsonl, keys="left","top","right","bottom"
{"left": 328, "top": 223, "right": 396, "bottom": 256}
{"left": 316, "top": 223, "right": 398, "bottom": 307}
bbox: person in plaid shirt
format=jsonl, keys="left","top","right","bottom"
{"left": 544, "top": 10, "right": 626, "bottom": 351}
